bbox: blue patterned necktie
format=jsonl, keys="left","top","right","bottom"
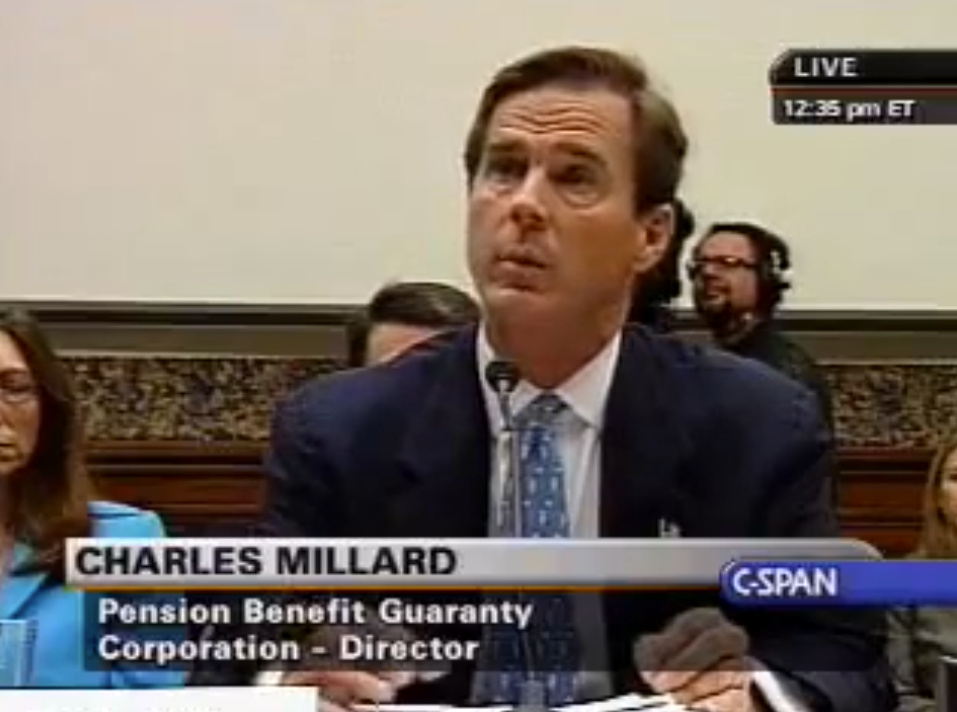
{"left": 476, "top": 392, "right": 582, "bottom": 706}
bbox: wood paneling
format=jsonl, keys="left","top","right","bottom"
{"left": 89, "top": 442, "right": 932, "bottom": 556}
{"left": 91, "top": 442, "right": 265, "bottom": 535}
{"left": 840, "top": 448, "right": 930, "bottom": 557}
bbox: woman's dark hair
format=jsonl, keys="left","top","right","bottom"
{"left": 628, "top": 199, "right": 696, "bottom": 331}
{"left": 346, "top": 282, "right": 480, "bottom": 367}
{"left": 1, "top": 309, "right": 94, "bottom": 573}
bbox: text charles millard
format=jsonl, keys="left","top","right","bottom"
{"left": 75, "top": 542, "right": 459, "bottom": 580}
{"left": 79, "top": 544, "right": 534, "bottom": 670}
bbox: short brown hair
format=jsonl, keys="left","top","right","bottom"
{"left": 917, "top": 433, "right": 957, "bottom": 558}
{"left": 464, "top": 45, "right": 688, "bottom": 212}
{"left": 2, "top": 309, "right": 94, "bottom": 574}
{"left": 346, "top": 282, "right": 480, "bottom": 367}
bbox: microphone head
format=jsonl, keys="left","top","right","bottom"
{"left": 484, "top": 360, "right": 520, "bottom": 395}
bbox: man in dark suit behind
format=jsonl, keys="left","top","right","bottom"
{"left": 345, "top": 281, "right": 480, "bottom": 367}
{"left": 247, "top": 46, "right": 892, "bottom": 711}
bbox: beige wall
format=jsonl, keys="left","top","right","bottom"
{"left": 1, "top": 0, "right": 956, "bottom": 308}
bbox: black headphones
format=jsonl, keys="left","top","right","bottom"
{"left": 755, "top": 233, "right": 791, "bottom": 293}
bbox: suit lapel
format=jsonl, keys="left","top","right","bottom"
{"left": 600, "top": 328, "right": 693, "bottom": 538}
{"left": 392, "top": 329, "right": 492, "bottom": 538}
{"left": 0, "top": 543, "right": 50, "bottom": 618}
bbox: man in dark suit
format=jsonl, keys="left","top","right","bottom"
{"left": 248, "top": 46, "right": 892, "bottom": 711}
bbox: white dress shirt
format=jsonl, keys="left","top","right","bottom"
{"left": 478, "top": 327, "right": 616, "bottom": 540}
{"left": 475, "top": 328, "right": 806, "bottom": 712}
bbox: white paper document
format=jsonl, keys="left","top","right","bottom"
{"left": 355, "top": 693, "right": 687, "bottom": 712}
{"left": 0, "top": 687, "right": 315, "bottom": 712}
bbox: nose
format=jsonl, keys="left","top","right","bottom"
{"left": 0, "top": 392, "right": 19, "bottom": 426}
{"left": 698, "top": 271, "right": 725, "bottom": 291}
{"left": 0, "top": 417, "right": 13, "bottom": 443}
{"left": 508, "top": 167, "right": 548, "bottom": 226}
{"left": 689, "top": 259, "right": 718, "bottom": 280}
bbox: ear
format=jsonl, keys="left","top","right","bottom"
{"left": 633, "top": 203, "right": 675, "bottom": 274}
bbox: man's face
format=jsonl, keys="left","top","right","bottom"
{"left": 364, "top": 323, "right": 442, "bottom": 366}
{"left": 691, "top": 232, "right": 761, "bottom": 320}
{"left": 466, "top": 86, "right": 667, "bottom": 327}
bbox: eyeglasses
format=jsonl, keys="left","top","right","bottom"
{"left": 686, "top": 255, "right": 759, "bottom": 278}
{"left": 0, "top": 369, "right": 38, "bottom": 405}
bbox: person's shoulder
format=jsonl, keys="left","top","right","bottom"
{"left": 639, "top": 326, "right": 805, "bottom": 390}
{"left": 772, "top": 329, "right": 826, "bottom": 370}
{"left": 278, "top": 328, "right": 471, "bottom": 427}
{"left": 88, "top": 501, "right": 165, "bottom": 537}
{"left": 637, "top": 327, "right": 823, "bottom": 426}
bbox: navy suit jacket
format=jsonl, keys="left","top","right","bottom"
{"left": 235, "top": 326, "right": 891, "bottom": 711}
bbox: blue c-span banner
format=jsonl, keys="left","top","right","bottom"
{"left": 720, "top": 560, "right": 957, "bottom": 606}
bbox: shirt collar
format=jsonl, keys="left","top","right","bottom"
{"left": 477, "top": 325, "right": 621, "bottom": 434}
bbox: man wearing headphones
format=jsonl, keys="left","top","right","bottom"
{"left": 689, "top": 221, "right": 833, "bottom": 426}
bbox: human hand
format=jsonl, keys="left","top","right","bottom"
{"left": 281, "top": 668, "right": 414, "bottom": 712}
{"left": 634, "top": 608, "right": 758, "bottom": 712}
{"left": 279, "top": 619, "right": 446, "bottom": 712}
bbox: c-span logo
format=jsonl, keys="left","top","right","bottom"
{"left": 720, "top": 560, "right": 842, "bottom": 605}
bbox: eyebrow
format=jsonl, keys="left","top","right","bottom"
{"left": 483, "top": 138, "right": 523, "bottom": 155}
{"left": 551, "top": 141, "right": 604, "bottom": 163}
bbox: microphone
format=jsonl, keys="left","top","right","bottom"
{"left": 483, "top": 361, "right": 548, "bottom": 711}
{"left": 484, "top": 360, "right": 520, "bottom": 431}
{"left": 484, "top": 360, "right": 523, "bottom": 534}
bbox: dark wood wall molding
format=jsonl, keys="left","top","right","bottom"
{"left": 10, "top": 299, "right": 957, "bottom": 332}
{"left": 92, "top": 442, "right": 266, "bottom": 534}
{"left": 15, "top": 300, "right": 957, "bottom": 359}
{"left": 839, "top": 448, "right": 928, "bottom": 556}
{"left": 5, "top": 301, "right": 357, "bottom": 327}
{"left": 89, "top": 441, "right": 929, "bottom": 557}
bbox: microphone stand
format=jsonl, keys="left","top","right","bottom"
{"left": 489, "top": 363, "right": 550, "bottom": 712}
{"left": 500, "top": 429, "right": 549, "bottom": 712}
{"left": 514, "top": 677, "right": 549, "bottom": 712}
{"left": 937, "top": 655, "right": 956, "bottom": 712}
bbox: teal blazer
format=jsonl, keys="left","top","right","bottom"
{"left": 0, "top": 501, "right": 186, "bottom": 688}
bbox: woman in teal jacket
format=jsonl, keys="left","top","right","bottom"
{"left": 0, "top": 309, "right": 185, "bottom": 688}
